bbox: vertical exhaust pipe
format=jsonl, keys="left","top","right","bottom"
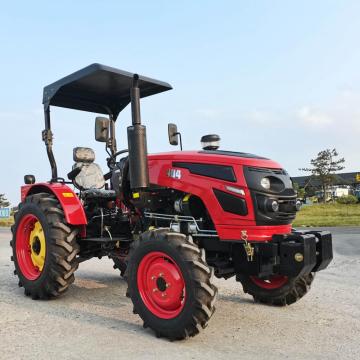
{"left": 127, "top": 74, "right": 150, "bottom": 189}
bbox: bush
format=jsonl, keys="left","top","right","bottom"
{"left": 336, "top": 195, "right": 358, "bottom": 204}
{"left": 0, "top": 217, "right": 14, "bottom": 227}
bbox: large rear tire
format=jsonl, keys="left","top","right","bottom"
{"left": 10, "top": 193, "right": 80, "bottom": 299}
{"left": 126, "top": 229, "right": 217, "bottom": 340}
{"left": 237, "top": 273, "right": 315, "bottom": 306}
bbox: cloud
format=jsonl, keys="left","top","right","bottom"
{"left": 333, "top": 89, "right": 360, "bottom": 132}
{"left": 340, "top": 88, "right": 360, "bottom": 102}
{"left": 296, "top": 106, "right": 333, "bottom": 126}
{"left": 296, "top": 89, "right": 360, "bottom": 132}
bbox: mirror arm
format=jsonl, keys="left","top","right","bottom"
{"left": 108, "top": 114, "right": 117, "bottom": 156}
{"left": 175, "top": 132, "right": 183, "bottom": 151}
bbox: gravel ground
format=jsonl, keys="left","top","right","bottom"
{"left": 0, "top": 227, "right": 359, "bottom": 359}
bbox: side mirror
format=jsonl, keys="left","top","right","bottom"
{"left": 95, "top": 117, "right": 110, "bottom": 142}
{"left": 168, "top": 123, "right": 179, "bottom": 146}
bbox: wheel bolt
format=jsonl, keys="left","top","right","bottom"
{"left": 166, "top": 283, "right": 170, "bottom": 288}
{"left": 151, "top": 276, "right": 156, "bottom": 280}
{"left": 152, "top": 288, "right": 158, "bottom": 292}
{"left": 161, "top": 293, "right": 167, "bottom": 297}
{"left": 159, "top": 272, "right": 164, "bottom": 277}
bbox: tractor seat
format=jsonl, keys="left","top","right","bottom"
{"left": 71, "top": 147, "right": 117, "bottom": 199}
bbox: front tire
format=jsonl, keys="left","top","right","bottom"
{"left": 10, "top": 193, "right": 80, "bottom": 299}
{"left": 126, "top": 229, "right": 217, "bottom": 340}
{"left": 237, "top": 273, "right": 315, "bottom": 306}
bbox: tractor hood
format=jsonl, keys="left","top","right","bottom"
{"left": 148, "top": 150, "right": 283, "bottom": 169}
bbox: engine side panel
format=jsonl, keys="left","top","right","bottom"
{"left": 148, "top": 155, "right": 292, "bottom": 241}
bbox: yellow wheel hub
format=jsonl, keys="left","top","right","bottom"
{"left": 29, "top": 221, "right": 46, "bottom": 271}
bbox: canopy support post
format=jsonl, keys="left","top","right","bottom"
{"left": 42, "top": 105, "right": 58, "bottom": 181}
{"left": 109, "top": 113, "right": 117, "bottom": 156}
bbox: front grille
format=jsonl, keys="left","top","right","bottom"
{"left": 247, "top": 167, "right": 288, "bottom": 176}
{"left": 253, "top": 193, "right": 297, "bottom": 225}
{"left": 243, "top": 165, "right": 297, "bottom": 225}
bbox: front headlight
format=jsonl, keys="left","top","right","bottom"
{"left": 271, "top": 200, "right": 279, "bottom": 212}
{"left": 296, "top": 200, "right": 302, "bottom": 211}
{"left": 260, "top": 177, "right": 271, "bottom": 190}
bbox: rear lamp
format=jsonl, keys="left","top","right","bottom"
{"left": 225, "top": 185, "right": 245, "bottom": 196}
{"left": 260, "top": 177, "right": 271, "bottom": 190}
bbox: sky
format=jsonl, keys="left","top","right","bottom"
{"left": 0, "top": 1, "right": 360, "bottom": 205}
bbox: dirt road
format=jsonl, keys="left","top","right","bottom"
{"left": 0, "top": 227, "right": 359, "bottom": 359}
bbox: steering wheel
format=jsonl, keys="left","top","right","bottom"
{"left": 106, "top": 148, "right": 128, "bottom": 169}
{"left": 113, "top": 149, "right": 129, "bottom": 158}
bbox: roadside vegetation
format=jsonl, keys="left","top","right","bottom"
{"left": 293, "top": 203, "right": 360, "bottom": 227}
{"left": 299, "top": 148, "right": 345, "bottom": 202}
{"left": 0, "top": 217, "right": 13, "bottom": 227}
{"left": 294, "top": 149, "right": 360, "bottom": 226}
{"left": 0, "top": 194, "right": 10, "bottom": 207}
{"left": 0, "top": 193, "right": 12, "bottom": 227}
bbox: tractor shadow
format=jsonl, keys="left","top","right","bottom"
{"left": 2, "top": 255, "right": 253, "bottom": 342}
{"left": 2, "top": 270, "right": 156, "bottom": 339}
{"left": 218, "top": 293, "right": 254, "bottom": 305}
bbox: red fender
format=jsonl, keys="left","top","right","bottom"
{"left": 21, "top": 183, "right": 87, "bottom": 226}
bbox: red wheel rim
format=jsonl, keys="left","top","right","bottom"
{"left": 250, "top": 275, "right": 288, "bottom": 290}
{"left": 15, "top": 214, "right": 44, "bottom": 280}
{"left": 137, "top": 251, "right": 186, "bottom": 319}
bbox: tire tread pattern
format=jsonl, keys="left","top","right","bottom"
{"left": 125, "top": 228, "right": 218, "bottom": 340}
{"left": 11, "top": 192, "right": 79, "bottom": 299}
{"left": 237, "top": 272, "right": 315, "bottom": 306}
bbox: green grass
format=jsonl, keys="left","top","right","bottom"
{"left": 293, "top": 203, "right": 360, "bottom": 227}
{"left": 0, "top": 216, "right": 14, "bottom": 227}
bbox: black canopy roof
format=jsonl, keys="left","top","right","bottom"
{"left": 43, "top": 63, "right": 172, "bottom": 119}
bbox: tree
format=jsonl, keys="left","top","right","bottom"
{"left": 300, "top": 149, "right": 345, "bottom": 203}
{"left": 293, "top": 182, "right": 305, "bottom": 199}
{"left": 0, "top": 194, "right": 10, "bottom": 207}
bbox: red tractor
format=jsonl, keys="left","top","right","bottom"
{"left": 11, "top": 64, "right": 333, "bottom": 340}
